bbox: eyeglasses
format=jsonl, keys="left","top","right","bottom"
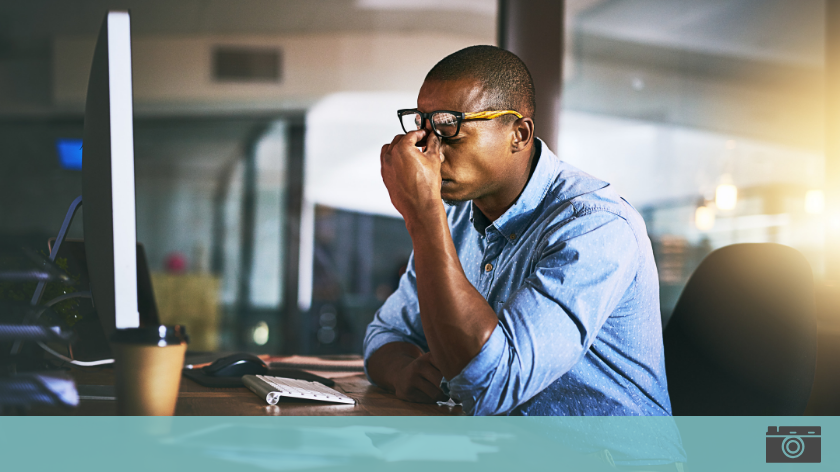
{"left": 397, "top": 109, "right": 524, "bottom": 138}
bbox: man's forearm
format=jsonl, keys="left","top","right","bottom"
{"left": 406, "top": 204, "right": 500, "bottom": 379}
{"left": 366, "top": 341, "right": 424, "bottom": 391}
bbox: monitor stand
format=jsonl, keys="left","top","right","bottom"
{"left": 30, "top": 196, "right": 83, "bottom": 307}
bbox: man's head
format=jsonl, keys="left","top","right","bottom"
{"left": 425, "top": 45, "right": 535, "bottom": 122}
{"left": 416, "top": 45, "right": 537, "bottom": 205}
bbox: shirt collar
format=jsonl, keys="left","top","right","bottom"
{"left": 469, "top": 138, "right": 607, "bottom": 243}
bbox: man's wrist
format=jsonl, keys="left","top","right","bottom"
{"left": 367, "top": 342, "right": 423, "bottom": 391}
{"left": 404, "top": 200, "right": 447, "bottom": 240}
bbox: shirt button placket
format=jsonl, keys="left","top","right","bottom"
{"left": 481, "top": 231, "right": 502, "bottom": 296}
{"left": 479, "top": 255, "right": 490, "bottom": 288}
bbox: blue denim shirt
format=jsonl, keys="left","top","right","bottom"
{"left": 364, "top": 139, "right": 672, "bottom": 416}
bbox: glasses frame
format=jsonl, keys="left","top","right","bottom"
{"left": 397, "top": 109, "right": 524, "bottom": 138}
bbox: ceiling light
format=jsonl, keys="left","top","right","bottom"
{"left": 695, "top": 205, "right": 715, "bottom": 231}
{"left": 715, "top": 176, "right": 737, "bottom": 211}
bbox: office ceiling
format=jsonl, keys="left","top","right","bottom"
{"left": 0, "top": 0, "right": 824, "bottom": 65}
{"left": 0, "top": 0, "right": 497, "bottom": 60}
{"left": 577, "top": 0, "right": 823, "bottom": 67}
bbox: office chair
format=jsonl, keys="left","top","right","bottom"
{"left": 664, "top": 243, "right": 817, "bottom": 415}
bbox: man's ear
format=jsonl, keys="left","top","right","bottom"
{"left": 511, "top": 117, "right": 535, "bottom": 153}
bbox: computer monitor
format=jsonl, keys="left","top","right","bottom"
{"left": 81, "top": 11, "right": 140, "bottom": 335}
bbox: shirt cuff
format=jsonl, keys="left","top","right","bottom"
{"left": 446, "top": 323, "right": 507, "bottom": 414}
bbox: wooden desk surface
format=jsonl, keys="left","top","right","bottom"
{"left": 65, "top": 367, "right": 464, "bottom": 416}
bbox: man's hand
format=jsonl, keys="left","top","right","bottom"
{"left": 391, "top": 352, "right": 450, "bottom": 403}
{"left": 380, "top": 129, "right": 445, "bottom": 221}
{"left": 367, "top": 342, "right": 449, "bottom": 404}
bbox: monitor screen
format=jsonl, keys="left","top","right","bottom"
{"left": 82, "top": 11, "right": 140, "bottom": 333}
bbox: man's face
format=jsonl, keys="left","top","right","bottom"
{"left": 416, "top": 78, "right": 517, "bottom": 203}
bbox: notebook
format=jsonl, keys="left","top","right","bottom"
{"left": 266, "top": 355, "right": 364, "bottom": 373}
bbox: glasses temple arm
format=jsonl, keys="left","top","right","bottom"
{"left": 463, "top": 110, "right": 524, "bottom": 120}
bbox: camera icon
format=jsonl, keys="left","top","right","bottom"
{"left": 766, "top": 426, "right": 821, "bottom": 463}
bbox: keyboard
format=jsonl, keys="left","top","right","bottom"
{"left": 256, "top": 375, "right": 355, "bottom": 405}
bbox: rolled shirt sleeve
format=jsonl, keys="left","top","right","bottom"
{"left": 447, "top": 212, "right": 639, "bottom": 416}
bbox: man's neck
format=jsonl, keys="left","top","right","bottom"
{"left": 472, "top": 142, "right": 539, "bottom": 223}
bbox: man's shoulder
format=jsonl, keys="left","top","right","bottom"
{"left": 544, "top": 160, "right": 631, "bottom": 221}
{"left": 533, "top": 159, "right": 655, "bottom": 257}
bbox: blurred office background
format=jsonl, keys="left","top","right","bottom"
{"left": 0, "top": 1, "right": 830, "bottom": 354}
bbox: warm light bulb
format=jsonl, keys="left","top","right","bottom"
{"left": 805, "top": 189, "right": 825, "bottom": 214}
{"left": 252, "top": 321, "right": 269, "bottom": 346}
{"left": 695, "top": 206, "right": 715, "bottom": 231}
{"left": 715, "top": 184, "right": 738, "bottom": 210}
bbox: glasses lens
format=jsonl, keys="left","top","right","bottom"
{"left": 432, "top": 112, "right": 459, "bottom": 137}
{"left": 400, "top": 112, "right": 422, "bottom": 134}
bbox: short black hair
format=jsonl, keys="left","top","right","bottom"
{"left": 425, "top": 45, "right": 535, "bottom": 120}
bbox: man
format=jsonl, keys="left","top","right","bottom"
{"left": 364, "top": 45, "right": 671, "bottom": 416}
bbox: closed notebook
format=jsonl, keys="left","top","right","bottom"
{"left": 267, "top": 354, "right": 364, "bottom": 372}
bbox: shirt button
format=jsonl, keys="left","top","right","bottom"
{"left": 509, "top": 233, "right": 517, "bottom": 240}
{"left": 484, "top": 263, "right": 493, "bottom": 272}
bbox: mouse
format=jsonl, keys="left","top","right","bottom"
{"left": 203, "top": 353, "right": 268, "bottom": 377}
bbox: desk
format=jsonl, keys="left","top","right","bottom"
{"left": 61, "top": 367, "right": 464, "bottom": 416}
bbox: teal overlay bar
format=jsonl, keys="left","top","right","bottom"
{"left": 0, "top": 416, "right": 836, "bottom": 471}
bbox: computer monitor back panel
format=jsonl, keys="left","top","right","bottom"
{"left": 82, "top": 11, "right": 139, "bottom": 334}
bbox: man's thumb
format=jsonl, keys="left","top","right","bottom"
{"left": 425, "top": 133, "right": 444, "bottom": 162}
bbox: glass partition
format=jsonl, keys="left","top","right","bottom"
{"left": 562, "top": 0, "right": 824, "bottom": 323}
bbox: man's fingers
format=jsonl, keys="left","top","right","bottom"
{"left": 412, "top": 376, "right": 447, "bottom": 403}
{"left": 380, "top": 143, "right": 390, "bottom": 162}
{"left": 417, "top": 360, "right": 443, "bottom": 386}
{"left": 424, "top": 132, "right": 444, "bottom": 163}
{"left": 389, "top": 133, "right": 404, "bottom": 147}
{"left": 395, "top": 354, "right": 448, "bottom": 404}
{"left": 403, "top": 129, "right": 427, "bottom": 147}
{"left": 414, "top": 355, "right": 448, "bottom": 401}
{"left": 416, "top": 352, "right": 442, "bottom": 381}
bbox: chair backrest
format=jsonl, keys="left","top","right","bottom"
{"left": 664, "top": 243, "right": 816, "bottom": 415}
